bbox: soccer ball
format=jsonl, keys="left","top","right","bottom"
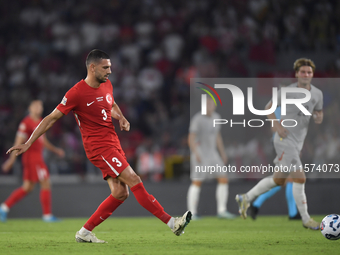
{"left": 320, "top": 214, "right": 340, "bottom": 240}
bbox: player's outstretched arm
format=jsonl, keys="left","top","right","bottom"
{"left": 111, "top": 102, "right": 130, "bottom": 131}
{"left": 1, "top": 134, "right": 26, "bottom": 172}
{"left": 44, "top": 136, "right": 65, "bottom": 158}
{"left": 6, "top": 108, "right": 64, "bottom": 156}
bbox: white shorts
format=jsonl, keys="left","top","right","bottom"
{"left": 190, "top": 152, "right": 227, "bottom": 181}
{"left": 273, "top": 137, "right": 302, "bottom": 172}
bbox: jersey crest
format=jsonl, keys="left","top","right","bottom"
{"left": 106, "top": 93, "right": 113, "bottom": 105}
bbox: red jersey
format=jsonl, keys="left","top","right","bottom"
{"left": 57, "top": 79, "right": 121, "bottom": 160}
{"left": 17, "top": 116, "right": 44, "bottom": 163}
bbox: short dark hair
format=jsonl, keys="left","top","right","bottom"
{"left": 86, "top": 49, "right": 110, "bottom": 67}
{"left": 293, "top": 58, "right": 316, "bottom": 72}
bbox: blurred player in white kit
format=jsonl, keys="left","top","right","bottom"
{"left": 236, "top": 58, "right": 323, "bottom": 230}
{"left": 188, "top": 97, "right": 236, "bottom": 220}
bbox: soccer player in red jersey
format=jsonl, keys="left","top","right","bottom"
{"left": 1, "top": 100, "right": 65, "bottom": 222}
{"left": 6, "top": 49, "right": 191, "bottom": 243}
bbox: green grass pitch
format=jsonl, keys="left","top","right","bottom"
{"left": 0, "top": 216, "right": 338, "bottom": 255}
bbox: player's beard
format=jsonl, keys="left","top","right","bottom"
{"left": 96, "top": 74, "right": 108, "bottom": 84}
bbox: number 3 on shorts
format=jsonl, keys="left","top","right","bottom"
{"left": 112, "top": 157, "right": 122, "bottom": 167}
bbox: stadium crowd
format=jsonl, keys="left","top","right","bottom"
{"left": 1, "top": 0, "right": 340, "bottom": 179}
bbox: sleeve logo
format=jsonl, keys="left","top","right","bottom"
{"left": 61, "top": 96, "right": 67, "bottom": 106}
{"left": 19, "top": 123, "right": 26, "bottom": 131}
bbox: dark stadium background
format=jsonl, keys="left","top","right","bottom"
{"left": 0, "top": 0, "right": 339, "bottom": 217}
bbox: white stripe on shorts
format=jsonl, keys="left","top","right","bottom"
{"left": 101, "top": 155, "right": 120, "bottom": 176}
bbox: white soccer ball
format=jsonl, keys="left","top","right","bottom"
{"left": 320, "top": 214, "right": 340, "bottom": 240}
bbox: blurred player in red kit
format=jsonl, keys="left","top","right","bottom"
{"left": 1, "top": 100, "right": 65, "bottom": 222}
{"left": 6, "top": 49, "right": 191, "bottom": 243}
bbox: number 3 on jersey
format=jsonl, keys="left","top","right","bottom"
{"left": 102, "top": 109, "right": 107, "bottom": 120}
{"left": 112, "top": 157, "right": 122, "bottom": 167}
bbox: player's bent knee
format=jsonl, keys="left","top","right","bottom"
{"left": 217, "top": 177, "right": 228, "bottom": 184}
{"left": 127, "top": 172, "right": 142, "bottom": 187}
{"left": 273, "top": 178, "right": 286, "bottom": 186}
{"left": 133, "top": 175, "right": 142, "bottom": 185}
{"left": 292, "top": 178, "right": 306, "bottom": 184}
{"left": 22, "top": 182, "right": 35, "bottom": 192}
{"left": 111, "top": 183, "right": 130, "bottom": 201}
{"left": 118, "top": 166, "right": 142, "bottom": 187}
{"left": 113, "top": 191, "right": 129, "bottom": 201}
{"left": 23, "top": 186, "right": 34, "bottom": 193}
{"left": 192, "top": 181, "right": 202, "bottom": 187}
{"left": 40, "top": 180, "right": 51, "bottom": 190}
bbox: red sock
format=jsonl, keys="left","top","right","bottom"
{"left": 131, "top": 183, "right": 171, "bottom": 224}
{"left": 40, "top": 189, "right": 52, "bottom": 215}
{"left": 84, "top": 195, "right": 124, "bottom": 231}
{"left": 4, "top": 187, "right": 28, "bottom": 208}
